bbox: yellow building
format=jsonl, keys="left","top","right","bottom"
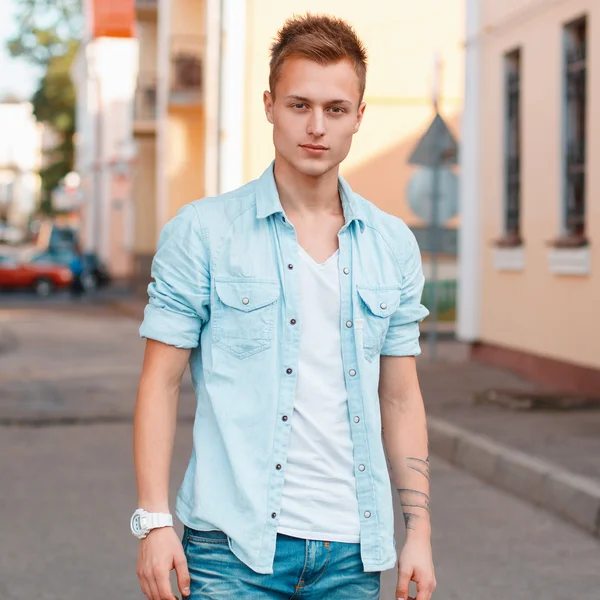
{"left": 458, "top": 0, "right": 600, "bottom": 392}
{"left": 132, "top": 0, "right": 465, "bottom": 287}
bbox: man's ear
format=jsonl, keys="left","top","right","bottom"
{"left": 354, "top": 101, "right": 366, "bottom": 134}
{"left": 264, "top": 91, "right": 274, "bottom": 124}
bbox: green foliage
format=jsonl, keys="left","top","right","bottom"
{"left": 7, "top": 0, "right": 82, "bottom": 214}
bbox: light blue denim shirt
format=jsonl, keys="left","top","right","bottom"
{"left": 139, "top": 162, "right": 429, "bottom": 575}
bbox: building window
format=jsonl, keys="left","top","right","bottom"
{"left": 503, "top": 49, "right": 521, "bottom": 245}
{"left": 562, "top": 17, "right": 587, "bottom": 244}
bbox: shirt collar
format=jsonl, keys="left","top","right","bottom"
{"left": 255, "top": 161, "right": 366, "bottom": 233}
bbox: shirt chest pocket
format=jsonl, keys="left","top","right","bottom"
{"left": 212, "top": 279, "right": 280, "bottom": 359}
{"left": 355, "top": 285, "right": 401, "bottom": 362}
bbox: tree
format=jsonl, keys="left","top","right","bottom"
{"left": 7, "top": 0, "right": 82, "bottom": 214}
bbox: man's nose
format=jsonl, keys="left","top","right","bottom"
{"left": 307, "top": 110, "right": 326, "bottom": 137}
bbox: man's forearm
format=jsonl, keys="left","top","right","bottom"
{"left": 380, "top": 390, "right": 431, "bottom": 539}
{"left": 133, "top": 340, "right": 190, "bottom": 512}
{"left": 133, "top": 377, "right": 180, "bottom": 512}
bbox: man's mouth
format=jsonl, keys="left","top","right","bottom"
{"left": 300, "top": 144, "right": 328, "bottom": 150}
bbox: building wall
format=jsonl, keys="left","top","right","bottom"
{"left": 165, "top": 0, "right": 206, "bottom": 220}
{"left": 478, "top": 0, "right": 600, "bottom": 369}
{"left": 72, "top": 38, "right": 139, "bottom": 276}
{"left": 242, "top": 0, "right": 464, "bottom": 225}
{"left": 133, "top": 135, "right": 157, "bottom": 256}
{"left": 166, "top": 105, "right": 205, "bottom": 218}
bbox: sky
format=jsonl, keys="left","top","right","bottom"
{"left": 0, "top": 0, "right": 42, "bottom": 100}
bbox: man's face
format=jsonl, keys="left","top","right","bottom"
{"left": 264, "top": 57, "right": 366, "bottom": 178}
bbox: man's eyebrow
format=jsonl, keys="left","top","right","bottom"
{"left": 284, "top": 95, "right": 353, "bottom": 106}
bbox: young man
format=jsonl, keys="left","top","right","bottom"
{"left": 133, "top": 14, "right": 436, "bottom": 600}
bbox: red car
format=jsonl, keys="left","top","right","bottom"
{"left": 0, "top": 254, "right": 73, "bottom": 296}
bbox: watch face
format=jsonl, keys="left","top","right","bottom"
{"left": 131, "top": 510, "right": 147, "bottom": 536}
{"left": 132, "top": 513, "right": 143, "bottom": 534}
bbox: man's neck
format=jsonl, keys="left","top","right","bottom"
{"left": 273, "top": 156, "right": 343, "bottom": 219}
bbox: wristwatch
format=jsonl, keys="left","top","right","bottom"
{"left": 130, "top": 508, "right": 173, "bottom": 539}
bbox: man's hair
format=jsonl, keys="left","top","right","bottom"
{"left": 269, "top": 14, "right": 367, "bottom": 103}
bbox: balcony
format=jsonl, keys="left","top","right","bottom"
{"left": 133, "top": 74, "right": 157, "bottom": 134}
{"left": 170, "top": 35, "right": 204, "bottom": 106}
{"left": 136, "top": 0, "right": 157, "bottom": 20}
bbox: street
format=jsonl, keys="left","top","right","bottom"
{"left": 1, "top": 303, "right": 599, "bottom": 599}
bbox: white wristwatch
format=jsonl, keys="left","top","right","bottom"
{"left": 130, "top": 508, "right": 173, "bottom": 539}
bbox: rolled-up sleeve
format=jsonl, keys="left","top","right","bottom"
{"left": 381, "top": 231, "right": 430, "bottom": 357}
{"left": 139, "top": 203, "right": 210, "bottom": 349}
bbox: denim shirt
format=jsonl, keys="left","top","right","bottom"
{"left": 139, "top": 162, "right": 429, "bottom": 575}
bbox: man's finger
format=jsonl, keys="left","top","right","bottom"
{"left": 416, "top": 578, "right": 436, "bottom": 600}
{"left": 138, "top": 576, "right": 152, "bottom": 600}
{"left": 396, "top": 567, "right": 412, "bottom": 600}
{"left": 174, "top": 552, "right": 191, "bottom": 597}
{"left": 153, "top": 567, "right": 176, "bottom": 600}
{"left": 146, "top": 575, "right": 161, "bottom": 600}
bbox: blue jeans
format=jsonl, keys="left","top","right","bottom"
{"left": 183, "top": 526, "right": 381, "bottom": 599}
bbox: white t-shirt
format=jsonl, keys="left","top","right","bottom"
{"left": 277, "top": 245, "right": 361, "bottom": 543}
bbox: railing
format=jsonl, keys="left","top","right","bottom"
{"left": 170, "top": 35, "right": 204, "bottom": 103}
{"left": 134, "top": 74, "right": 158, "bottom": 122}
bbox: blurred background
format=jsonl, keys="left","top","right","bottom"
{"left": 0, "top": 0, "right": 598, "bottom": 599}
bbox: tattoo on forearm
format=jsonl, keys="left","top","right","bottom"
{"left": 406, "top": 457, "right": 430, "bottom": 481}
{"left": 403, "top": 512, "right": 420, "bottom": 530}
{"left": 397, "top": 488, "right": 430, "bottom": 513}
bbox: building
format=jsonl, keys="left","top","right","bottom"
{"left": 0, "top": 101, "right": 42, "bottom": 232}
{"left": 458, "top": 0, "right": 600, "bottom": 392}
{"left": 71, "top": 2, "right": 139, "bottom": 279}
{"left": 130, "top": 0, "right": 465, "bottom": 291}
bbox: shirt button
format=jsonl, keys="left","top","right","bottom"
{"left": 343, "top": 267, "right": 349, "bottom": 275}
{"left": 271, "top": 512, "right": 277, "bottom": 519}
{"left": 276, "top": 464, "right": 282, "bottom": 470}
{"left": 288, "top": 264, "right": 294, "bottom": 270}
{"left": 290, "top": 318, "right": 297, "bottom": 325}
{"left": 380, "top": 302, "right": 388, "bottom": 310}
{"left": 346, "top": 320, "right": 353, "bottom": 328}
{"left": 286, "top": 368, "right": 293, "bottom": 374}
{"left": 282, "top": 415, "right": 288, "bottom": 421}
{"left": 349, "top": 369, "right": 356, "bottom": 377}
{"left": 364, "top": 511, "right": 371, "bottom": 518}
{"left": 358, "top": 464, "right": 366, "bottom": 471}
{"left": 354, "top": 416, "right": 360, "bottom": 423}
{"left": 242, "top": 297, "right": 250, "bottom": 305}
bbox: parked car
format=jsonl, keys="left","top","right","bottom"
{"left": 26, "top": 249, "right": 111, "bottom": 292}
{"left": 0, "top": 255, "right": 73, "bottom": 296}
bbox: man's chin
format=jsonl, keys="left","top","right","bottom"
{"left": 290, "top": 156, "right": 337, "bottom": 178}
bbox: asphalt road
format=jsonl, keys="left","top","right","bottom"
{"left": 0, "top": 304, "right": 599, "bottom": 599}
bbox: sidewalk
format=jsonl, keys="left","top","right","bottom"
{"left": 417, "top": 341, "right": 600, "bottom": 539}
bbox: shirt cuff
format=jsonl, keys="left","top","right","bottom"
{"left": 139, "top": 303, "right": 201, "bottom": 349}
{"left": 380, "top": 323, "right": 423, "bottom": 357}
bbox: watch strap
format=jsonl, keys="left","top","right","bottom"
{"left": 146, "top": 512, "right": 173, "bottom": 530}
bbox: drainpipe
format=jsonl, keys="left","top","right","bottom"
{"left": 457, "top": 0, "right": 482, "bottom": 343}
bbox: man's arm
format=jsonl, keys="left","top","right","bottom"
{"left": 134, "top": 339, "right": 190, "bottom": 514}
{"left": 379, "top": 355, "right": 436, "bottom": 600}
{"left": 133, "top": 340, "right": 192, "bottom": 600}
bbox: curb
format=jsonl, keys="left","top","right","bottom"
{"left": 428, "top": 416, "right": 600, "bottom": 538}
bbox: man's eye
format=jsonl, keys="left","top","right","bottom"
{"left": 292, "top": 103, "right": 306, "bottom": 109}
{"left": 329, "top": 107, "right": 344, "bottom": 114}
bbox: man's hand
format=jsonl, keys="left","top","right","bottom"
{"left": 137, "top": 527, "right": 190, "bottom": 600}
{"left": 396, "top": 536, "right": 436, "bottom": 600}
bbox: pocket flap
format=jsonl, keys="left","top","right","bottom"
{"left": 215, "top": 279, "right": 280, "bottom": 312}
{"left": 357, "top": 285, "right": 401, "bottom": 318}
